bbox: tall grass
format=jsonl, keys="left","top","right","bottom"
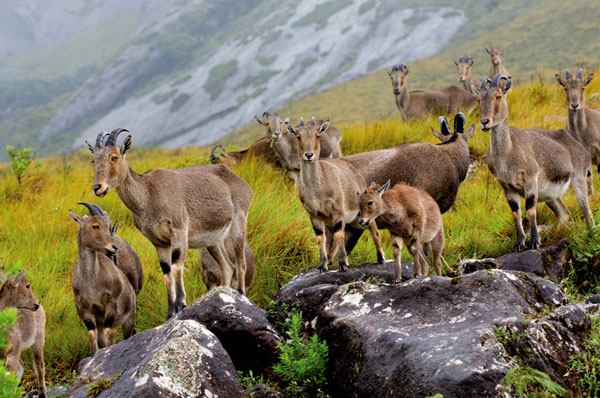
{"left": 2, "top": 73, "right": 600, "bottom": 389}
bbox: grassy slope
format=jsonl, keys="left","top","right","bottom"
{"left": 2, "top": 74, "right": 600, "bottom": 388}
{"left": 226, "top": 0, "right": 600, "bottom": 145}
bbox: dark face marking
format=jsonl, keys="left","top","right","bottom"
{"left": 525, "top": 195, "right": 535, "bottom": 210}
{"left": 317, "top": 211, "right": 326, "bottom": 219}
{"left": 507, "top": 199, "right": 519, "bottom": 213}
{"left": 84, "top": 320, "right": 96, "bottom": 331}
{"left": 392, "top": 243, "right": 400, "bottom": 249}
{"left": 160, "top": 261, "right": 171, "bottom": 274}
{"left": 313, "top": 227, "right": 324, "bottom": 236}
{"left": 103, "top": 315, "right": 115, "bottom": 328}
{"left": 588, "top": 170, "right": 592, "bottom": 177}
{"left": 333, "top": 221, "right": 343, "bottom": 232}
{"left": 171, "top": 248, "right": 181, "bottom": 264}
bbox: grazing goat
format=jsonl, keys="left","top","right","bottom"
{"left": 342, "top": 113, "right": 474, "bottom": 254}
{"left": 556, "top": 69, "right": 600, "bottom": 175}
{"left": 388, "top": 63, "right": 477, "bottom": 119}
{"left": 358, "top": 181, "right": 444, "bottom": 282}
{"left": 0, "top": 271, "right": 46, "bottom": 397}
{"left": 288, "top": 117, "right": 381, "bottom": 272}
{"left": 454, "top": 56, "right": 479, "bottom": 95}
{"left": 70, "top": 203, "right": 137, "bottom": 355}
{"left": 86, "top": 128, "right": 253, "bottom": 319}
{"left": 256, "top": 111, "right": 342, "bottom": 184}
{"left": 210, "top": 139, "right": 280, "bottom": 167}
{"left": 473, "top": 74, "right": 594, "bottom": 251}
{"left": 201, "top": 240, "right": 255, "bottom": 291}
{"left": 485, "top": 47, "right": 511, "bottom": 91}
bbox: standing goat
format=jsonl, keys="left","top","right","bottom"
{"left": 556, "top": 69, "right": 600, "bottom": 174}
{"left": 485, "top": 47, "right": 511, "bottom": 90}
{"left": 473, "top": 74, "right": 594, "bottom": 251}
{"left": 454, "top": 56, "right": 479, "bottom": 95}
{"left": 288, "top": 117, "right": 381, "bottom": 272}
{"left": 342, "top": 113, "right": 474, "bottom": 254}
{"left": 0, "top": 271, "right": 46, "bottom": 397}
{"left": 358, "top": 181, "right": 444, "bottom": 282}
{"left": 255, "top": 111, "right": 342, "bottom": 184}
{"left": 70, "top": 203, "right": 137, "bottom": 355}
{"left": 388, "top": 63, "right": 477, "bottom": 119}
{"left": 86, "top": 128, "right": 253, "bottom": 319}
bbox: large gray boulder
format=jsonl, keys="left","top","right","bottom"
{"left": 276, "top": 269, "right": 589, "bottom": 398}
{"left": 495, "top": 239, "right": 570, "bottom": 282}
{"left": 176, "top": 286, "right": 281, "bottom": 374}
{"left": 70, "top": 319, "right": 244, "bottom": 398}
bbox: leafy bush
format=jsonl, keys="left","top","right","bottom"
{"left": 6, "top": 146, "right": 34, "bottom": 185}
{"left": 273, "top": 312, "right": 329, "bottom": 397}
{"left": 500, "top": 367, "right": 568, "bottom": 398}
{"left": 570, "top": 315, "right": 600, "bottom": 398}
{"left": 0, "top": 308, "right": 22, "bottom": 398}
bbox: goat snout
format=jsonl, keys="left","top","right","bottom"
{"left": 358, "top": 218, "right": 369, "bottom": 227}
{"left": 105, "top": 245, "right": 118, "bottom": 256}
{"left": 273, "top": 133, "right": 281, "bottom": 140}
{"left": 571, "top": 103, "right": 579, "bottom": 111}
{"left": 93, "top": 183, "right": 108, "bottom": 197}
{"left": 458, "top": 76, "right": 465, "bottom": 82}
{"left": 394, "top": 88, "right": 401, "bottom": 95}
{"left": 33, "top": 303, "right": 40, "bottom": 311}
{"left": 481, "top": 119, "right": 491, "bottom": 130}
{"left": 304, "top": 153, "right": 314, "bottom": 160}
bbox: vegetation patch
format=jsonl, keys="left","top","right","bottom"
{"left": 169, "top": 93, "right": 191, "bottom": 112}
{"left": 86, "top": 374, "right": 121, "bottom": 398}
{"left": 359, "top": 0, "right": 376, "bottom": 15}
{"left": 204, "top": 60, "right": 239, "bottom": 100}
{"left": 292, "top": 0, "right": 353, "bottom": 29}
{"left": 500, "top": 367, "right": 567, "bottom": 398}
{"left": 569, "top": 314, "right": 600, "bottom": 397}
{"left": 151, "top": 89, "right": 178, "bottom": 105}
{"left": 258, "top": 55, "right": 277, "bottom": 66}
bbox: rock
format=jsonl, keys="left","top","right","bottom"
{"left": 581, "top": 294, "right": 600, "bottom": 314}
{"left": 278, "top": 269, "right": 586, "bottom": 398}
{"left": 70, "top": 319, "right": 244, "bottom": 398}
{"left": 176, "top": 286, "right": 281, "bottom": 374}
{"left": 457, "top": 258, "right": 496, "bottom": 275}
{"left": 496, "top": 239, "right": 570, "bottom": 282}
{"left": 44, "top": 387, "right": 67, "bottom": 397}
{"left": 245, "top": 384, "right": 283, "bottom": 398}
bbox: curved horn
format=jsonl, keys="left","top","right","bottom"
{"left": 439, "top": 116, "right": 451, "bottom": 136}
{"left": 454, "top": 112, "right": 466, "bottom": 134}
{"left": 78, "top": 202, "right": 103, "bottom": 217}
{"left": 311, "top": 116, "right": 316, "bottom": 126}
{"left": 210, "top": 145, "right": 220, "bottom": 163}
{"left": 105, "top": 128, "right": 129, "bottom": 147}
{"left": 263, "top": 111, "right": 270, "bottom": 118}
{"left": 300, "top": 117, "right": 304, "bottom": 126}
{"left": 565, "top": 69, "right": 573, "bottom": 80}
{"left": 577, "top": 69, "right": 583, "bottom": 80}
{"left": 95, "top": 132, "right": 105, "bottom": 147}
{"left": 491, "top": 74, "right": 507, "bottom": 87}
{"left": 468, "top": 56, "right": 473, "bottom": 66}
{"left": 480, "top": 77, "right": 492, "bottom": 89}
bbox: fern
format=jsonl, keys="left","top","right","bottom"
{"left": 501, "top": 367, "right": 568, "bottom": 398}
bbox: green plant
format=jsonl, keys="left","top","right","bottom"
{"left": 86, "top": 374, "right": 121, "bottom": 397}
{"left": 569, "top": 315, "right": 600, "bottom": 397}
{"left": 6, "top": 146, "right": 34, "bottom": 185}
{"left": 425, "top": 394, "right": 444, "bottom": 398}
{"left": 0, "top": 308, "right": 22, "bottom": 398}
{"left": 273, "top": 312, "right": 329, "bottom": 397}
{"left": 500, "top": 367, "right": 567, "bottom": 398}
{"left": 237, "top": 369, "right": 265, "bottom": 390}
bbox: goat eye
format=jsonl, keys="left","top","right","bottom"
{"left": 26, "top": 285, "right": 30, "bottom": 289}
{"left": 496, "top": 96, "right": 502, "bottom": 100}
{"left": 92, "top": 225, "right": 100, "bottom": 230}
{"left": 367, "top": 201, "right": 373, "bottom": 206}
{"left": 110, "top": 156, "right": 118, "bottom": 162}
{"left": 91, "top": 160, "right": 94, "bottom": 164}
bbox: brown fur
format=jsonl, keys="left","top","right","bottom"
{"left": 474, "top": 74, "right": 594, "bottom": 251}
{"left": 485, "top": 47, "right": 511, "bottom": 92}
{"left": 69, "top": 206, "right": 137, "bottom": 355}
{"left": 556, "top": 69, "right": 600, "bottom": 175}
{"left": 0, "top": 272, "right": 46, "bottom": 397}
{"left": 86, "top": 129, "right": 253, "bottom": 320}
{"left": 209, "top": 138, "right": 280, "bottom": 167}
{"left": 201, "top": 240, "right": 255, "bottom": 291}
{"left": 454, "top": 56, "right": 480, "bottom": 95}
{"left": 388, "top": 64, "right": 478, "bottom": 119}
{"left": 359, "top": 182, "right": 444, "bottom": 282}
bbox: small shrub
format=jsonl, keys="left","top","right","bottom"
{"left": 86, "top": 374, "right": 121, "bottom": 397}
{"left": 6, "top": 146, "right": 34, "bottom": 185}
{"left": 500, "top": 367, "right": 567, "bottom": 398}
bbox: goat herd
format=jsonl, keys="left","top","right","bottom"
{"left": 2, "top": 47, "right": 600, "bottom": 397}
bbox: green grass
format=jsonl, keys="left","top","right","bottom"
{"left": 3, "top": 69, "right": 600, "bottom": 391}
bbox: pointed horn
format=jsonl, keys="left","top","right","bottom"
{"left": 439, "top": 116, "right": 451, "bottom": 136}
{"left": 311, "top": 116, "right": 316, "bottom": 126}
{"left": 78, "top": 202, "right": 103, "bottom": 217}
{"left": 263, "top": 111, "right": 270, "bottom": 118}
{"left": 577, "top": 69, "right": 583, "bottom": 80}
{"left": 105, "top": 128, "right": 129, "bottom": 147}
{"left": 95, "top": 132, "right": 107, "bottom": 147}
{"left": 300, "top": 117, "right": 304, "bottom": 126}
{"left": 454, "top": 112, "right": 466, "bottom": 134}
{"left": 565, "top": 69, "right": 573, "bottom": 80}
{"left": 210, "top": 146, "right": 219, "bottom": 163}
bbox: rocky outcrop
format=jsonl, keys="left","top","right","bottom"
{"left": 496, "top": 239, "right": 570, "bottom": 283}
{"left": 70, "top": 319, "right": 244, "bottom": 398}
{"left": 275, "top": 268, "right": 589, "bottom": 398}
{"left": 176, "top": 286, "right": 281, "bottom": 374}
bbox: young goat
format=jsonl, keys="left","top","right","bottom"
{"left": 473, "top": 74, "right": 594, "bottom": 251}
{"left": 255, "top": 111, "right": 342, "bottom": 184}
{"left": 485, "top": 47, "right": 511, "bottom": 80}
{"left": 70, "top": 203, "right": 136, "bottom": 355}
{"left": 556, "top": 69, "right": 600, "bottom": 175}
{"left": 288, "top": 117, "right": 380, "bottom": 272}
{"left": 388, "top": 63, "right": 477, "bottom": 119}
{"left": 87, "top": 129, "right": 253, "bottom": 320}
{"left": 358, "top": 181, "right": 444, "bottom": 282}
{"left": 454, "top": 56, "right": 479, "bottom": 95}
{"left": 0, "top": 271, "right": 46, "bottom": 397}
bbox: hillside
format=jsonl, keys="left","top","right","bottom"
{"left": 226, "top": 0, "right": 600, "bottom": 145}
{"left": 2, "top": 75, "right": 600, "bottom": 390}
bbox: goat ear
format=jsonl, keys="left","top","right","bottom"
{"left": 555, "top": 73, "right": 566, "bottom": 87}
{"left": 255, "top": 116, "right": 265, "bottom": 125}
{"left": 283, "top": 117, "right": 290, "bottom": 124}
{"left": 69, "top": 210, "right": 83, "bottom": 225}
{"left": 318, "top": 121, "right": 329, "bottom": 135}
{"left": 378, "top": 180, "right": 391, "bottom": 196}
{"left": 485, "top": 47, "right": 491, "bottom": 54}
{"left": 469, "top": 58, "right": 474, "bottom": 66}
{"left": 431, "top": 127, "right": 447, "bottom": 143}
{"left": 501, "top": 77, "right": 512, "bottom": 94}
{"left": 13, "top": 270, "right": 25, "bottom": 286}
{"left": 584, "top": 73, "right": 594, "bottom": 87}
{"left": 464, "top": 124, "right": 476, "bottom": 138}
{"left": 471, "top": 83, "right": 480, "bottom": 95}
{"left": 387, "top": 69, "right": 392, "bottom": 76}
{"left": 368, "top": 181, "right": 377, "bottom": 188}
{"left": 111, "top": 221, "right": 119, "bottom": 236}
{"left": 85, "top": 140, "right": 94, "bottom": 154}
{"left": 286, "top": 123, "right": 297, "bottom": 135}
{"left": 121, "top": 135, "right": 132, "bottom": 155}
{"left": 454, "top": 60, "right": 458, "bottom": 66}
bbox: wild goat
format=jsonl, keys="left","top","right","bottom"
{"left": 70, "top": 203, "right": 137, "bottom": 355}
{"left": 86, "top": 128, "right": 253, "bottom": 319}
{"left": 388, "top": 63, "right": 477, "bottom": 119}
{"left": 556, "top": 69, "right": 600, "bottom": 174}
{"left": 485, "top": 47, "right": 511, "bottom": 83}
{"left": 210, "top": 139, "right": 280, "bottom": 167}
{"left": 288, "top": 117, "right": 381, "bottom": 272}
{"left": 255, "top": 111, "right": 342, "bottom": 183}
{"left": 342, "top": 113, "right": 474, "bottom": 254}
{"left": 473, "top": 74, "right": 594, "bottom": 251}
{"left": 454, "top": 56, "right": 479, "bottom": 95}
{"left": 358, "top": 181, "right": 444, "bottom": 282}
{"left": 201, "top": 240, "right": 255, "bottom": 291}
{"left": 0, "top": 271, "right": 46, "bottom": 397}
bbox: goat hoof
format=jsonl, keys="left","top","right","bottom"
{"left": 339, "top": 264, "right": 349, "bottom": 272}
{"left": 377, "top": 254, "right": 385, "bottom": 265}
{"left": 317, "top": 266, "right": 328, "bottom": 274}
{"left": 531, "top": 241, "right": 540, "bottom": 250}
{"left": 514, "top": 242, "right": 525, "bottom": 252}
{"left": 176, "top": 303, "right": 187, "bottom": 312}
{"left": 394, "top": 277, "right": 401, "bottom": 284}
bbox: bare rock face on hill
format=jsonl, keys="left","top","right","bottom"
{"left": 70, "top": 319, "right": 244, "bottom": 398}
{"left": 275, "top": 268, "right": 589, "bottom": 398}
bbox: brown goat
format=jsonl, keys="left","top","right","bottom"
{"left": 209, "top": 139, "right": 280, "bottom": 167}
{"left": 358, "top": 181, "right": 444, "bottom": 282}
{"left": 556, "top": 69, "right": 600, "bottom": 175}
{"left": 473, "top": 74, "right": 594, "bottom": 250}
{"left": 485, "top": 47, "right": 511, "bottom": 91}
{"left": 388, "top": 63, "right": 478, "bottom": 119}
{"left": 0, "top": 271, "right": 46, "bottom": 397}
{"left": 454, "top": 56, "right": 479, "bottom": 95}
